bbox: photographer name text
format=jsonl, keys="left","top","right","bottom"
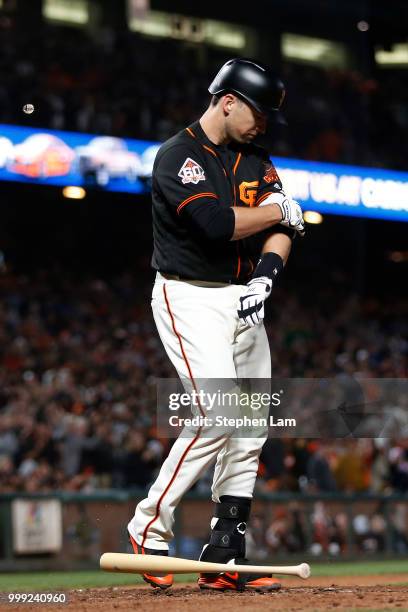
{"left": 168, "top": 415, "right": 296, "bottom": 428}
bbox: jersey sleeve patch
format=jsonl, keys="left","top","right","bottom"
{"left": 178, "top": 157, "right": 206, "bottom": 184}
{"left": 263, "top": 161, "right": 281, "bottom": 187}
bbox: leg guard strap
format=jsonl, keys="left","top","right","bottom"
{"left": 214, "top": 501, "right": 250, "bottom": 522}
{"left": 209, "top": 530, "right": 244, "bottom": 550}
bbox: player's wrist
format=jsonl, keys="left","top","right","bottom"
{"left": 267, "top": 203, "right": 284, "bottom": 224}
{"left": 253, "top": 252, "right": 284, "bottom": 284}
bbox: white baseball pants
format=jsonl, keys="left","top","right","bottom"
{"left": 128, "top": 272, "right": 271, "bottom": 550}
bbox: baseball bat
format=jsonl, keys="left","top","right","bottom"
{"left": 100, "top": 552, "right": 311, "bottom": 579}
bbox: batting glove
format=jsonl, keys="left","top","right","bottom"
{"left": 259, "top": 191, "right": 305, "bottom": 237}
{"left": 237, "top": 276, "right": 272, "bottom": 327}
{"left": 275, "top": 195, "right": 305, "bottom": 236}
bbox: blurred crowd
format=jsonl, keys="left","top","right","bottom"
{"left": 175, "top": 497, "right": 408, "bottom": 560}
{"left": 0, "top": 21, "right": 407, "bottom": 169}
{"left": 0, "top": 268, "right": 406, "bottom": 494}
{"left": 242, "top": 499, "right": 408, "bottom": 559}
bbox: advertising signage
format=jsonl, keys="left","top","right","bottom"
{"left": 276, "top": 158, "right": 408, "bottom": 223}
{"left": 0, "top": 124, "right": 158, "bottom": 194}
{"left": 0, "top": 123, "right": 407, "bottom": 222}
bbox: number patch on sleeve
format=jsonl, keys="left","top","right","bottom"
{"left": 178, "top": 158, "right": 206, "bottom": 184}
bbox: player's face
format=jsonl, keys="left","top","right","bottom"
{"left": 226, "top": 97, "right": 267, "bottom": 143}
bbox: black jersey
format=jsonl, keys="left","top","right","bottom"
{"left": 151, "top": 120, "right": 284, "bottom": 283}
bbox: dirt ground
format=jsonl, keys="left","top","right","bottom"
{"left": 3, "top": 575, "right": 408, "bottom": 612}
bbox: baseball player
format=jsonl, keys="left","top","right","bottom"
{"left": 127, "top": 58, "right": 305, "bottom": 592}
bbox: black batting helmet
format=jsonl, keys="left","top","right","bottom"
{"left": 208, "top": 58, "right": 286, "bottom": 117}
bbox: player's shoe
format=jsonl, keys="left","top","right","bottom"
{"left": 129, "top": 534, "right": 173, "bottom": 589}
{"left": 198, "top": 571, "right": 281, "bottom": 592}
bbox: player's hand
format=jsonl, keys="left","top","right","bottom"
{"left": 275, "top": 194, "right": 305, "bottom": 236}
{"left": 259, "top": 191, "right": 305, "bottom": 236}
{"left": 237, "top": 276, "right": 272, "bottom": 327}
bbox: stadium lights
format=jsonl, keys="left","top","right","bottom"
{"left": 43, "top": 0, "right": 89, "bottom": 25}
{"left": 281, "top": 33, "right": 347, "bottom": 68}
{"left": 128, "top": 10, "right": 248, "bottom": 50}
{"left": 375, "top": 43, "right": 408, "bottom": 67}
{"left": 62, "top": 186, "right": 86, "bottom": 199}
{"left": 304, "top": 211, "right": 323, "bottom": 224}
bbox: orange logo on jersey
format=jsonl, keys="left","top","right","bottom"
{"left": 263, "top": 163, "right": 280, "bottom": 185}
{"left": 239, "top": 181, "right": 259, "bottom": 206}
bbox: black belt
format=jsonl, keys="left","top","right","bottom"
{"left": 159, "top": 272, "right": 244, "bottom": 285}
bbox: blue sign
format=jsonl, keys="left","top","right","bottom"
{"left": 0, "top": 124, "right": 158, "bottom": 193}
{"left": 275, "top": 157, "right": 408, "bottom": 223}
{"left": 0, "top": 123, "right": 407, "bottom": 222}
